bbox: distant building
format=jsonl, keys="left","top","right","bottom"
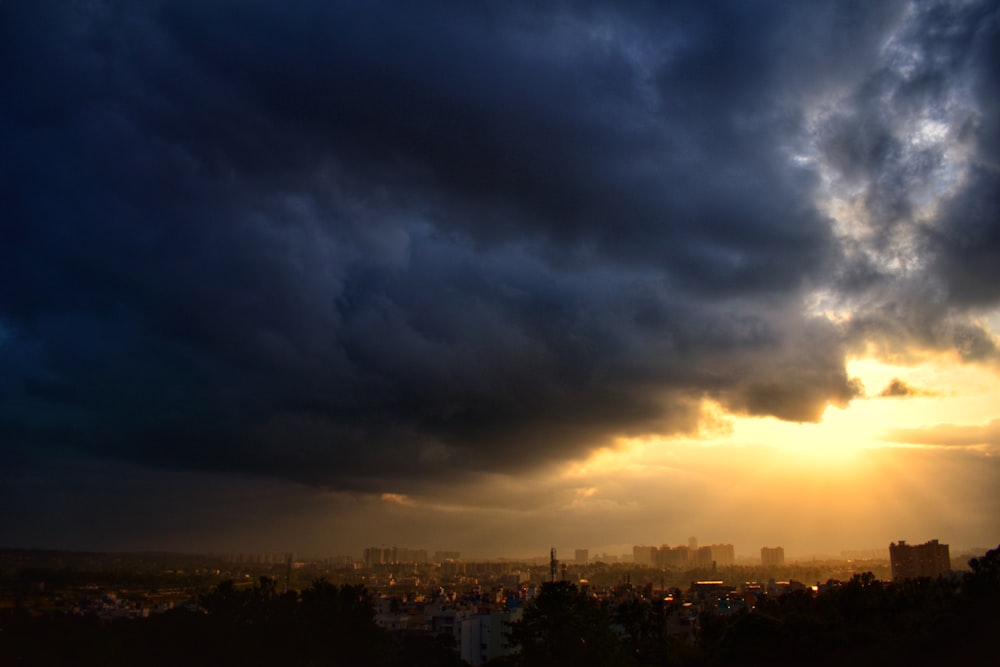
{"left": 633, "top": 545, "right": 657, "bottom": 567}
{"left": 889, "top": 539, "right": 950, "bottom": 580}
{"left": 364, "top": 547, "right": 387, "bottom": 567}
{"left": 691, "top": 546, "right": 714, "bottom": 568}
{"left": 761, "top": 546, "right": 784, "bottom": 567}
{"left": 630, "top": 541, "right": 735, "bottom": 569}
{"left": 363, "top": 546, "right": 429, "bottom": 566}
{"left": 575, "top": 549, "right": 589, "bottom": 565}
{"left": 709, "top": 544, "right": 735, "bottom": 567}
{"left": 659, "top": 545, "right": 689, "bottom": 569}
{"left": 395, "top": 547, "right": 428, "bottom": 563}
{"left": 503, "top": 571, "right": 529, "bottom": 586}
{"left": 440, "top": 561, "right": 467, "bottom": 576}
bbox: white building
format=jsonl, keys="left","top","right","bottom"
{"left": 458, "top": 607, "right": 522, "bottom": 666}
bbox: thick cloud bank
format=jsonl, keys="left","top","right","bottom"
{"left": 2, "top": 1, "right": 998, "bottom": 492}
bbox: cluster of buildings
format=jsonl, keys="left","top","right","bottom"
{"left": 369, "top": 538, "right": 952, "bottom": 665}
{"left": 623, "top": 538, "right": 771, "bottom": 568}
{"left": 598, "top": 538, "right": 953, "bottom": 574}
{"left": 362, "top": 547, "right": 460, "bottom": 567}
{"left": 14, "top": 538, "right": 957, "bottom": 665}
{"left": 631, "top": 542, "right": 736, "bottom": 569}
{"left": 374, "top": 590, "right": 523, "bottom": 666}
{"left": 238, "top": 537, "right": 951, "bottom": 584}
{"left": 371, "top": 581, "right": 692, "bottom": 665}
{"left": 369, "top": 573, "right": 853, "bottom": 666}
{"left": 319, "top": 538, "right": 955, "bottom": 582}
{"left": 68, "top": 592, "right": 193, "bottom": 623}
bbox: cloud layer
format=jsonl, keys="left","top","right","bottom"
{"left": 883, "top": 418, "right": 1000, "bottom": 449}
{"left": 2, "top": 0, "right": 999, "bottom": 496}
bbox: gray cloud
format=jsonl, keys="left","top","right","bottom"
{"left": 876, "top": 378, "right": 935, "bottom": 398}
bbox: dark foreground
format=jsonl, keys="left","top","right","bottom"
{"left": 2, "top": 547, "right": 998, "bottom": 666}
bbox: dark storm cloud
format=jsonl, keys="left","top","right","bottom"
{"left": 921, "top": 2, "right": 1000, "bottom": 307}
{"left": 1, "top": 0, "right": 996, "bottom": 492}
{"left": 819, "top": 0, "right": 1000, "bottom": 362}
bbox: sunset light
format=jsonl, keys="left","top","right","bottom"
{"left": 2, "top": 0, "right": 997, "bottom": 566}
{"left": 4, "top": 2, "right": 999, "bottom": 663}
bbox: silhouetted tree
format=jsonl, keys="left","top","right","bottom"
{"left": 296, "top": 579, "right": 391, "bottom": 666}
{"left": 614, "top": 597, "right": 673, "bottom": 665}
{"left": 508, "top": 581, "right": 626, "bottom": 667}
{"left": 393, "top": 632, "right": 466, "bottom": 667}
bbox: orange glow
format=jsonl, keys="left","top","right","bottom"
{"left": 550, "top": 351, "right": 1000, "bottom": 555}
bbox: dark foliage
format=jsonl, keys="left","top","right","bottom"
{"left": 505, "top": 581, "right": 627, "bottom": 667}
{"left": 700, "top": 549, "right": 1000, "bottom": 666}
{"left": 2, "top": 548, "right": 999, "bottom": 666}
{"left": 0, "top": 578, "right": 395, "bottom": 666}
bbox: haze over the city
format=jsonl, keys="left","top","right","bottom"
{"left": 2, "top": 1, "right": 998, "bottom": 559}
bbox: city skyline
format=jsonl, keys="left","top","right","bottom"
{"left": 2, "top": 2, "right": 999, "bottom": 558}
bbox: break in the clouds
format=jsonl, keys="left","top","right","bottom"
{"left": 1, "top": 0, "right": 999, "bottom": 498}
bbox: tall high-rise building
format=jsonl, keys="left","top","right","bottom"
{"left": 692, "top": 546, "right": 714, "bottom": 568}
{"left": 889, "top": 539, "right": 950, "bottom": 580}
{"left": 657, "top": 545, "right": 689, "bottom": 568}
{"left": 364, "top": 547, "right": 387, "bottom": 567}
{"left": 709, "top": 544, "right": 735, "bottom": 567}
{"left": 575, "top": 549, "right": 589, "bottom": 565}
{"left": 633, "top": 545, "right": 657, "bottom": 567}
{"left": 761, "top": 546, "right": 785, "bottom": 567}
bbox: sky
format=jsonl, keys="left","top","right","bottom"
{"left": 2, "top": 0, "right": 999, "bottom": 560}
